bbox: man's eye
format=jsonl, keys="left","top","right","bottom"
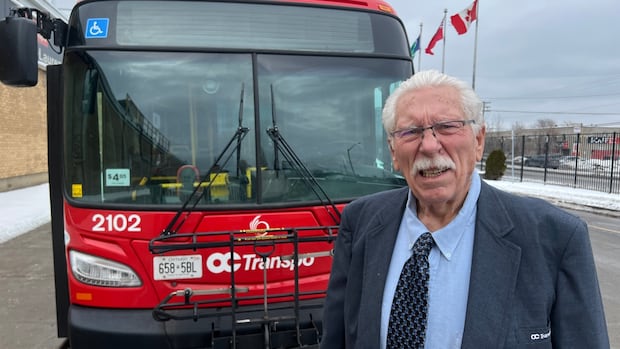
{"left": 436, "top": 122, "right": 463, "bottom": 132}
{"left": 400, "top": 129, "right": 420, "bottom": 137}
{"left": 437, "top": 123, "right": 458, "bottom": 130}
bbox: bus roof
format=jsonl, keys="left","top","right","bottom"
{"left": 74, "top": 0, "right": 399, "bottom": 15}
{"left": 276, "top": 0, "right": 398, "bottom": 14}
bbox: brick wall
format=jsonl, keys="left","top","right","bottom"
{"left": 0, "top": 70, "right": 48, "bottom": 191}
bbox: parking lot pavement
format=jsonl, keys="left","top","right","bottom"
{"left": 0, "top": 223, "right": 66, "bottom": 349}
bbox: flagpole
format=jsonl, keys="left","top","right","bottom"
{"left": 471, "top": 0, "right": 479, "bottom": 90}
{"left": 418, "top": 22, "right": 423, "bottom": 71}
{"left": 441, "top": 8, "right": 447, "bottom": 73}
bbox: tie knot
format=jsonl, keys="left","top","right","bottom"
{"left": 413, "top": 232, "right": 434, "bottom": 256}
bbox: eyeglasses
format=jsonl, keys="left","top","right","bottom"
{"left": 390, "top": 119, "right": 475, "bottom": 142}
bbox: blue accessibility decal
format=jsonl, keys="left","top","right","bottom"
{"left": 85, "top": 18, "right": 109, "bottom": 39}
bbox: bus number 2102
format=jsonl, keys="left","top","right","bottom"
{"left": 92, "top": 214, "right": 141, "bottom": 232}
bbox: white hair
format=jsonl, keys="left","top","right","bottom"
{"left": 382, "top": 70, "right": 484, "bottom": 143}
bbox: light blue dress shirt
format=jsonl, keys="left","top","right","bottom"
{"left": 380, "top": 171, "right": 481, "bottom": 349}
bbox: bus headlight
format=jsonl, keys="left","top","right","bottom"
{"left": 69, "top": 250, "right": 142, "bottom": 287}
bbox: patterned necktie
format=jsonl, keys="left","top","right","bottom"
{"left": 387, "top": 232, "right": 434, "bottom": 349}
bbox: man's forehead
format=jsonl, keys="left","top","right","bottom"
{"left": 400, "top": 86, "right": 459, "bottom": 103}
{"left": 397, "top": 86, "right": 462, "bottom": 112}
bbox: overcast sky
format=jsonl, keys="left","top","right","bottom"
{"left": 389, "top": 0, "right": 620, "bottom": 129}
{"left": 49, "top": 0, "right": 620, "bottom": 130}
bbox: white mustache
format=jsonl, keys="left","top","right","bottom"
{"left": 410, "top": 156, "right": 456, "bottom": 175}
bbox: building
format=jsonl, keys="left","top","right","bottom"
{"left": 485, "top": 125, "right": 620, "bottom": 160}
{"left": 0, "top": 0, "right": 66, "bottom": 191}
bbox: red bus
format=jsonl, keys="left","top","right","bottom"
{"left": 0, "top": 0, "right": 412, "bottom": 347}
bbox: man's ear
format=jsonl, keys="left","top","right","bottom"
{"left": 475, "top": 125, "right": 486, "bottom": 162}
{"left": 389, "top": 139, "right": 401, "bottom": 171}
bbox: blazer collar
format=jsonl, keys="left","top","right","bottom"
{"left": 357, "top": 187, "right": 409, "bottom": 346}
{"left": 461, "top": 181, "right": 522, "bottom": 348}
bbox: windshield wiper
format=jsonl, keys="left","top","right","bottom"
{"left": 265, "top": 85, "right": 341, "bottom": 225}
{"left": 161, "top": 84, "right": 248, "bottom": 236}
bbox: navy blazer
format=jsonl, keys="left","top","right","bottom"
{"left": 321, "top": 181, "right": 609, "bottom": 348}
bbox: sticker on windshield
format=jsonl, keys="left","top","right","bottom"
{"left": 85, "top": 18, "right": 109, "bottom": 39}
{"left": 106, "top": 169, "right": 130, "bottom": 187}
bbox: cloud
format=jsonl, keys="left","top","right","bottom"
{"left": 390, "top": 0, "right": 620, "bottom": 128}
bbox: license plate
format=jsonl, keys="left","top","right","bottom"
{"left": 153, "top": 255, "right": 202, "bottom": 280}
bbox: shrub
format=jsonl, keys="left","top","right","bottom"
{"left": 484, "top": 149, "right": 507, "bottom": 180}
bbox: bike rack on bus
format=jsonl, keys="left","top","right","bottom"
{"left": 149, "top": 226, "right": 337, "bottom": 348}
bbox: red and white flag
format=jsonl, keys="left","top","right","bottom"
{"left": 424, "top": 19, "right": 444, "bottom": 55}
{"left": 450, "top": 0, "right": 478, "bottom": 35}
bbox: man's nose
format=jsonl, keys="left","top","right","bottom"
{"left": 421, "top": 126, "right": 437, "bottom": 139}
{"left": 418, "top": 127, "right": 441, "bottom": 152}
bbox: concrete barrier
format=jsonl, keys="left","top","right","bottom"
{"left": 0, "top": 172, "right": 48, "bottom": 192}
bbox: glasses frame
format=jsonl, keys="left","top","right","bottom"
{"left": 389, "top": 119, "right": 476, "bottom": 142}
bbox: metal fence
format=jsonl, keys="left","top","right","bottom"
{"left": 483, "top": 132, "right": 619, "bottom": 194}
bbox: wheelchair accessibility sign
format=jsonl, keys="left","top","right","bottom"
{"left": 85, "top": 18, "right": 109, "bottom": 39}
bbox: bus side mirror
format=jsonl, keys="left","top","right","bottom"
{"left": 0, "top": 16, "right": 38, "bottom": 86}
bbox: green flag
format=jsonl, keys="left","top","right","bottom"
{"left": 410, "top": 34, "right": 421, "bottom": 58}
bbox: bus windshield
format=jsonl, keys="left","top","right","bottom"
{"left": 63, "top": 2, "right": 411, "bottom": 207}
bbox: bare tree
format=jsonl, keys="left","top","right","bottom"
{"left": 512, "top": 121, "right": 526, "bottom": 135}
{"left": 535, "top": 118, "right": 555, "bottom": 128}
{"left": 561, "top": 120, "right": 576, "bottom": 127}
{"left": 486, "top": 114, "right": 504, "bottom": 132}
{"left": 534, "top": 118, "right": 557, "bottom": 135}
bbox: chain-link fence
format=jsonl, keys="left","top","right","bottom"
{"left": 482, "top": 132, "right": 619, "bottom": 194}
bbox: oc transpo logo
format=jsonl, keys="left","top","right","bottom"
{"left": 205, "top": 215, "right": 315, "bottom": 274}
{"left": 250, "top": 215, "right": 269, "bottom": 235}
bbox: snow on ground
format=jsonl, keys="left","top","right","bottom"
{"left": 487, "top": 177, "right": 620, "bottom": 213}
{"left": 0, "top": 183, "right": 50, "bottom": 243}
{"left": 0, "top": 178, "right": 618, "bottom": 244}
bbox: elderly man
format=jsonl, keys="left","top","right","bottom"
{"left": 320, "top": 70, "right": 609, "bottom": 348}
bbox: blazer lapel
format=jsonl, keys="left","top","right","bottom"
{"left": 461, "top": 182, "right": 522, "bottom": 348}
{"left": 356, "top": 188, "right": 409, "bottom": 347}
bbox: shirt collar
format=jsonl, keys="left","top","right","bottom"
{"left": 405, "top": 169, "right": 481, "bottom": 260}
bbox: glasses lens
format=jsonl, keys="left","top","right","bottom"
{"left": 434, "top": 121, "right": 464, "bottom": 135}
{"left": 393, "top": 120, "right": 472, "bottom": 140}
{"left": 395, "top": 128, "right": 416, "bottom": 139}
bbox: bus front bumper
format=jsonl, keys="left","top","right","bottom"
{"left": 68, "top": 300, "right": 324, "bottom": 348}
